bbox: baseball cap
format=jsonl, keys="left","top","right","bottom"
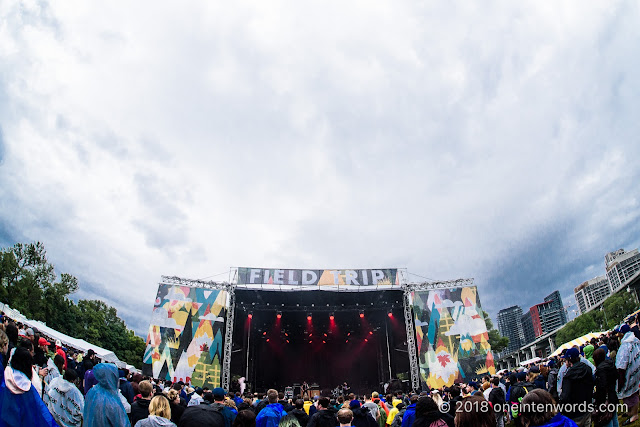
{"left": 563, "top": 348, "right": 580, "bottom": 359}
{"left": 546, "top": 360, "right": 556, "bottom": 368}
{"left": 212, "top": 387, "right": 226, "bottom": 398}
{"left": 55, "top": 339, "right": 62, "bottom": 347}
{"left": 349, "top": 400, "right": 361, "bottom": 408}
{"left": 528, "top": 365, "right": 540, "bottom": 373}
{"left": 621, "top": 324, "right": 631, "bottom": 334}
{"left": 25, "top": 328, "right": 34, "bottom": 336}
{"left": 38, "top": 337, "right": 50, "bottom": 346}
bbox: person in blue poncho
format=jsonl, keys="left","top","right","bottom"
{"left": 0, "top": 347, "right": 58, "bottom": 427}
{"left": 83, "top": 363, "right": 131, "bottom": 427}
{"left": 519, "top": 389, "right": 577, "bottom": 427}
{"left": 256, "top": 389, "right": 287, "bottom": 427}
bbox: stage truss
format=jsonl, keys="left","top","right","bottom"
{"left": 157, "top": 275, "right": 474, "bottom": 392}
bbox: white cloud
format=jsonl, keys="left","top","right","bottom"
{"left": 0, "top": 0, "right": 639, "bottom": 335}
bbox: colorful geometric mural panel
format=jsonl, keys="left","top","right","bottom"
{"left": 142, "top": 284, "right": 227, "bottom": 388}
{"left": 412, "top": 286, "right": 494, "bottom": 389}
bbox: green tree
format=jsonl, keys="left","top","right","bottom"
{"left": 480, "top": 310, "right": 510, "bottom": 352}
{"left": 0, "top": 242, "right": 55, "bottom": 319}
{"left": 0, "top": 242, "right": 146, "bottom": 369}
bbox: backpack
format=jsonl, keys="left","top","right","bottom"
{"left": 376, "top": 402, "right": 387, "bottom": 427}
{"left": 508, "top": 383, "right": 532, "bottom": 418}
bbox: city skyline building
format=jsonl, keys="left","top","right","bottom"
{"left": 606, "top": 248, "right": 640, "bottom": 292}
{"left": 521, "top": 310, "right": 536, "bottom": 345}
{"left": 528, "top": 291, "right": 567, "bottom": 337}
{"left": 574, "top": 275, "right": 611, "bottom": 314}
{"left": 497, "top": 305, "right": 525, "bottom": 354}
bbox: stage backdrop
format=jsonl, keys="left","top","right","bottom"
{"left": 142, "top": 284, "right": 227, "bottom": 388}
{"left": 412, "top": 286, "right": 495, "bottom": 389}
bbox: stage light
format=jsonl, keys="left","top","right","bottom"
{"left": 248, "top": 312, "right": 253, "bottom": 319}
{"left": 329, "top": 312, "right": 335, "bottom": 320}
{"left": 266, "top": 338, "right": 270, "bottom": 342}
{"left": 323, "top": 333, "right": 327, "bottom": 337}
{"left": 309, "top": 333, "right": 313, "bottom": 337}
{"left": 346, "top": 339, "right": 349, "bottom": 343}
{"left": 387, "top": 310, "right": 393, "bottom": 317}
{"left": 359, "top": 311, "right": 364, "bottom": 318}
{"left": 276, "top": 311, "right": 282, "bottom": 319}
{"left": 286, "top": 340, "right": 290, "bottom": 343}
{"left": 263, "top": 331, "right": 267, "bottom": 336}
{"left": 307, "top": 314, "right": 312, "bottom": 321}
{"left": 365, "top": 338, "right": 369, "bottom": 342}
{"left": 323, "top": 340, "right": 326, "bottom": 344}
{"left": 369, "top": 331, "right": 373, "bottom": 335}
{"left": 309, "top": 340, "right": 313, "bottom": 344}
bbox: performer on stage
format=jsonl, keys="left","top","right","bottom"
{"left": 238, "top": 377, "right": 246, "bottom": 396}
{"left": 302, "top": 381, "right": 310, "bottom": 399}
{"left": 342, "top": 382, "right": 351, "bottom": 395}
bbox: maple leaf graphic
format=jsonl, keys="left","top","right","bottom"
{"left": 437, "top": 354, "right": 451, "bottom": 367}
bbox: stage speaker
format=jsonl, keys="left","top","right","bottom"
{"left": 309, "top": 389, "right": 320, "bottom": 398}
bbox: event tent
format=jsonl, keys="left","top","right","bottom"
{"left": 0, "top": 302, "right": 138, "bottom": 371}
{"left": 519, "top": 356, "right": 542, "bottom": 366}
{"left": 550, "top": 332, "right": 606, "bottom": 358}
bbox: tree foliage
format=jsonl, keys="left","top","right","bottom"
{"left": 480, "top": 309, "right": 510, "bottom": 353}
{"left": 555, "top": 290, "right": 638, "bottom": 346}
{"left": 0, "top": 242, "right": 145, "bottom": 368}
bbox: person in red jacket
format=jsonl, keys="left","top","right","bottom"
{"left": 54, "top": 340, "right": 68, "bottom": 370}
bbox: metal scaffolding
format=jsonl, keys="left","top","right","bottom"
{"left": 222, "top": 284, "right": 235, "bottom": 390}
{"left": 403, "top": 288, "right": 420, "bottom": 391}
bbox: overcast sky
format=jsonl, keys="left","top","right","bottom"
{"left": 1, "top": 1, "right": 639, "bottom": 336}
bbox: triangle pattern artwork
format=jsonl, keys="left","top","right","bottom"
{"left": 411, "top": 286, "right": 494, "bottom": 389}
{"left": 143, "top": 284, "right": 227, "bottom": 388}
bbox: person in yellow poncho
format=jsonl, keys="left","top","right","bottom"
{"left": 385, "top": 394, "right": 399, "bottom": 425}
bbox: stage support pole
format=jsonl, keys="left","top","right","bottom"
{"left": 245, "top": 315, "right": 250, "bottom": 380}
{"left": 222, "top": 284, "right": 236, "bottom": 390}
{"left": 385, "top": 321, "right": 392, "bottom": 380}
{"left": 403, "top": 287, "right": 420, "bottom": 391}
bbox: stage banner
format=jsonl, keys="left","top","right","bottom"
{"left": 237, "top": 268, "right": 399, "bottom": 286}
{"left": 142, "top": 284, "right": 227, "bottom": 388}
{"left": 411, "top": 286, "right": 495, "bottom": 389}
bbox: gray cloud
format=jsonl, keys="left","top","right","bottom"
{"left": 0, "top": 1, "right": 639, "bottom": 336}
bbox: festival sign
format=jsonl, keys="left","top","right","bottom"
{"left": 411, "top": 286, "right": 495, "bottom": 389}
{"left": 237, "top": 268, "right": 399, "bottom": 286}
{"left": 142, "top": 284, "right": 227, "bottom": 388}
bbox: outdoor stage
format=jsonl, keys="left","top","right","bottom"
{"left": 142, "top": 268, "right": 495, "bottom": 394}
{"left": 230, "top": 289, "right": 410, "bottom": 394}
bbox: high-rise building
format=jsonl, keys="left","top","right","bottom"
{"left": 497, "top": 305, "right": 524, "bottom": 354}
{"left": 521, "top": 311, "right": 536, "bottom": 345}
{"left": 606, "top": 248, "right": 640, "bottom": 292}
{"left": 574, "top": 275, "right": 612, "bottom": 314}
{"left": 526, "top": 291, "right": 567, "bottom": 339}
{"left": 544, "top": 291, "right": 567, "bottom": 326}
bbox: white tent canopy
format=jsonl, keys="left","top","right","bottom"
{"left": 1, "top": 302, "right": 123, "bottom": 365}
{"left": 519, "top": 356, "right": 542, "bottom": 366}
{"left": 25, "top": 319, "right": 120, "bottom": 363}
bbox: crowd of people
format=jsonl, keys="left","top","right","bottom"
{"left": 2, "top": 311, "right": 640, "bottom": 427}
